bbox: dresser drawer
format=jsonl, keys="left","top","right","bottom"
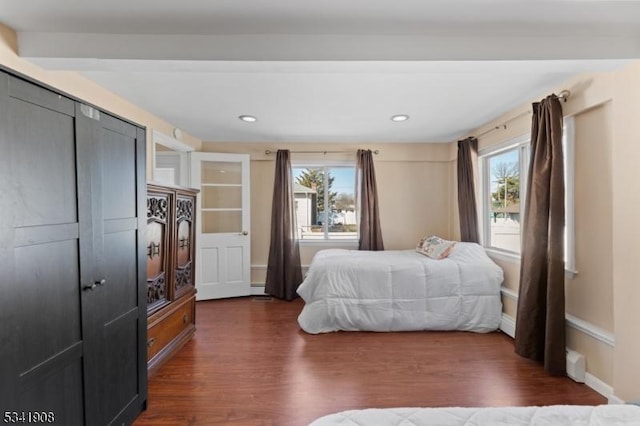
{"left": 147, "top": 295, "right": 195, "bottom": 363}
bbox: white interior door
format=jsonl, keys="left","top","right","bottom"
{"left": 191, "top": 152, "right": 251, "bottom": 300}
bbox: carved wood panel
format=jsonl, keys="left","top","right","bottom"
{"left": 175, "top": 195, "right": 195, "bottom": 298}
{"left": 147, "top": 193, "right": 171, "bottom": 311}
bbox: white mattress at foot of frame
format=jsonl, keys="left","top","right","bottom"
{"left": 309, "top": 405, "right": 640, "bottom": 426}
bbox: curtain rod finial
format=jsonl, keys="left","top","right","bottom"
{"left": 558, "top": 90, "right": 571, "bottom": 102}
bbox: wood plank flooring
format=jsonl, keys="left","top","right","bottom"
{"left": 134, "top": 297, "right": 606, "bottom": 426}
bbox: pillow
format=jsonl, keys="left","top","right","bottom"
{"left": 416, "top": 235, "right": 456, "bottom": 259}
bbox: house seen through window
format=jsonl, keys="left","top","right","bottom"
{"left": 292, "top": 166, "right": 357, "bottom": 240}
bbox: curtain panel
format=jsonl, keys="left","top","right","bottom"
{"left": 457, "top": 137, "right": 480, "bottom": 243}
{"left": 357, "top": 149, "right": 384, "bottom": 251}
{"left": 515, "top": 95, "right": 566, "bottom": 376}
{"left": 265, "top": 150, "right": 303, "bottom": 301}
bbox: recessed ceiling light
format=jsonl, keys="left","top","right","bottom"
{"left": 239, "top": 115, "right": 257, "bottom": 123}
{"left": 391, "top": 114, "right": 410, "bottom": 122}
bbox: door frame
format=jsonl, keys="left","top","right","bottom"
{"left": 152, "top": 129, "right": 194, "bottom": 186}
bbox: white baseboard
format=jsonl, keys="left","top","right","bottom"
{"left": 500, "top": 313, "right": 516, "bottom": 338}
{"left": 608, "top": 394, "right": 625, "bottom": 405}
{"left": 251, "top": 264, "right": 310, "bottom": 270}
{"left": 500, "top": 313, "right": 618, "bottom": 401}
{"left": 250, "top": 283, "right": 266, "bottom": 295}
{"left": 585, "top": 373, "right": 620, "bottom": 402}
{"left": 250, "top": 264, "right": 309, "bottom": 296}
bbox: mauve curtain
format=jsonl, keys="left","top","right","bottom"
{"left": 457, "top": 137, "right": 480, "bottom": 243}
{"left": 357, "top": 149, "right": 384, "bottom": 251}
{"left": 515, "top": 95, "right": 566, "bottom": 376}
{"left": 265, "top": 150, "right": 303, "bottom": 301}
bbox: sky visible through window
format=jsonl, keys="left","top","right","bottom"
{"left": 292, "top": 167, "right": 355, "bottom": 195}
{"left": 490, "top": 149, "right": 519, "bottom": 193}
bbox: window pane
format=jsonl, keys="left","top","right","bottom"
{"left": 293, "top": 167, "right": 324, "bottom": 239}
{"left": 326, "top": 167, "right": 357, "bottom": 240}
{"left": 202, "top": 185, "right": 242, "bottom": 209}
{"left": 488, "top": 149, "right": 521, "bottom": 253}
{"left": 202, "top": 210, "right": 242, "bottom": 233}
{"left": 292, "top": 166, "right": 357, "bottom": 240}
{"left": 201, "top": 161, "right": 241, "bottom": 184}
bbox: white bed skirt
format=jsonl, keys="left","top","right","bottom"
{"left": 309, "top": 405, "right": 640, "bottom": 425}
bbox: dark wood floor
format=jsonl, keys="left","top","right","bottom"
{"left": 134, "top": 297, "right": 605, "bottom": 426}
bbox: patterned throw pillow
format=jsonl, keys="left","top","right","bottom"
{"left": 416, "top": 235, "right": 456, "bottom": 259}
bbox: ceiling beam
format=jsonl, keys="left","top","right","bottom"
{"left": 18, "top": 32, "right": 640, "bottom": 64}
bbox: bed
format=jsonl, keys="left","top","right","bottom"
{"left": 308, "top": 405, "right": 640, "bottom": 425}
{"left": 297, "top": 242, "right": 503, "bottom": 334}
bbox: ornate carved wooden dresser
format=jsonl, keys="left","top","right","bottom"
{"left": 146, "top": 183, "right": 198, "bottom": 375}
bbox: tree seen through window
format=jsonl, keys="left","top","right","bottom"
{"left": 292, "top": 166, "right": 357, "bottom": 240}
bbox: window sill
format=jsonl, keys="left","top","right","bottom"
{"left": 565, "top": 268, "right": 579, "bottom": 280}
{"left": 484, "top": 248, "right": 578, "bottom": 279}
{"left": 484, "top": 248, "right": 521, "bottom": 263}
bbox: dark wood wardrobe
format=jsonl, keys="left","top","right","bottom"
{"left": 0, "top": 69, "right": 147, "bottom": 425}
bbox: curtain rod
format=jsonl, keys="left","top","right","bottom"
{"left": 475, "top": 90, "right": 570, "bottom": 139}
{"left": 264, "top": 149, "right": 379, "bottom": 155}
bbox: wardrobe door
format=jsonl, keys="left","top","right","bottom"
{"left": 76, "top": 107, "right": 147, "bottom": 425}
{"left": 0, "top": 74, "right": 85, "bottom": 423}
{"left": 147, "top": 186, "right": 173, "bottom": 312}
{"left": 174, "top": 192, "right": 196, "bottom": 299}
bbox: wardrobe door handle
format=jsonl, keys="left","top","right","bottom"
{"left": 183, "top": 314, "right": 189, "bottom": 324}
{"left": 84, "top": 279, "right": 105, "bottom": 291}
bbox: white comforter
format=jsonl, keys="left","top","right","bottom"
{"left": 297, "top": 243, "right": 503, "bottom": 334}
{"left": 309, "top": 405, "right": 640, "bottom": 426}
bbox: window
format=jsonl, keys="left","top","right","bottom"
{"left": 479, "top": 118, "right": 575, "bottom": 274}
{"left": 481, "top": 136, "right": 529, "bottom": 253}
{"left": 292, "top": 165, "right": 357, "bottom": 241}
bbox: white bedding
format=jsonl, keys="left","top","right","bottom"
{"left": 309, "top": 405, "right": 640, "bottom": 426}
{"left": 297, "top": 242, "right": 503, "bottom": 334}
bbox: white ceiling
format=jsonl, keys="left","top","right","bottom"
{"left": 1, "top": 0, "right": 639, "bottom": 143}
